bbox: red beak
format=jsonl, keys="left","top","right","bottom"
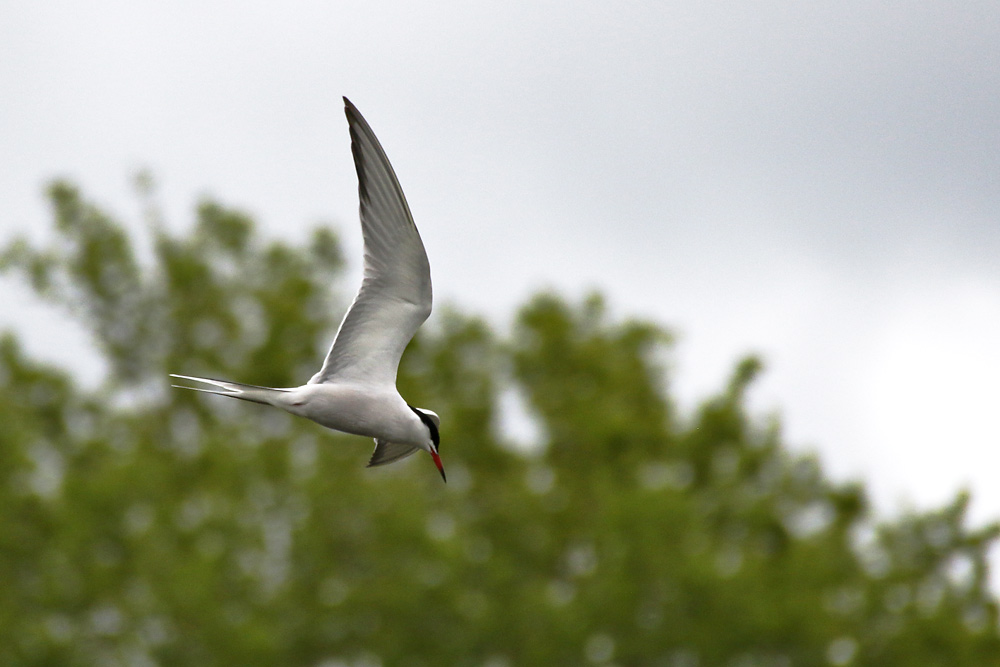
{"left": 430, "top": 449, "right": 446, "bottom": 483}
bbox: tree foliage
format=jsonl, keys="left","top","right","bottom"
{"left": 0, "top": 181, "right": 997, "bottom": 666}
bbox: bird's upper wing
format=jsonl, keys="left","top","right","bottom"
{"left": 310, "top": 98, "right": 432, "bottom": 387}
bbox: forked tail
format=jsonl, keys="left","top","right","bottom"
{"left": 169, "top": 374, "right": 291, "bottom": 406}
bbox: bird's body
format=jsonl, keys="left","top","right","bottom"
{"left": 171, "top": 98, "right": 446, "bottom": 482}
{"left": 293, "top": 384, "right": 418, "bottom": 441}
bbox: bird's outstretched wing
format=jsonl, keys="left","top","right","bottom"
{"left": 310, "top": 98, "right": 432, "bottom": 388}
{"left": 367, "top": 439, "right": 420, "bottom": 467}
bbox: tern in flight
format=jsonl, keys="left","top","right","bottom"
{"left": 171, "top": 98, "right": 445, "bottom": 482}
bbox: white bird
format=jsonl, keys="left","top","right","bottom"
{"left": 171, "top": 97, "right": 445, "bottom": 482}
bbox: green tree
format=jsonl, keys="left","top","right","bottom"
{"left": 0, "top": 180, "right": 997, "bottom": 665}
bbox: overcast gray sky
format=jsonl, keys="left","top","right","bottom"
{"left": 2, "top": 1, "right": 999, "bottom": 527}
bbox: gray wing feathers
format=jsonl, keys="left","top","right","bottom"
{"left": 367, "top": 439, "right": 420, "bottom": 467}
{"left": 310, "top": 98, "right": 432, "bottom": 387}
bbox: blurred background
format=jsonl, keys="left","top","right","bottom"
{"left": 1, "top": 1, "right": 999, "bottom": 664}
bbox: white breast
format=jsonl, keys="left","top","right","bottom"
{"left": 288, "top": 383, "right": 425, "bottom": 446}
